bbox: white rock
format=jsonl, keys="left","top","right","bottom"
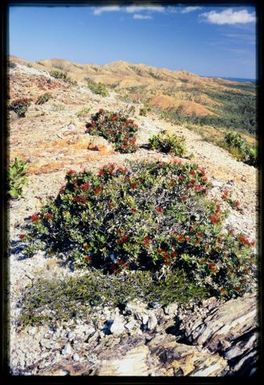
{"left": 164, "top": 302, "right": 178, "bottom": 316}
{"left": 73, "top": 353, "right": 80, "bottom": 361}
{"left": 61, "top": 342, "right": 73, "bottom": 356}
{"left": 110, "top": 316, "right": 125, "bottom": 336}
{"left": 125, "top": 319, "right": 137, "bottom": 332}
{"left": 147, "top": 314, "right": 158, "bottom": 331}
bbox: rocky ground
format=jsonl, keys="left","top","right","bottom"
{"left": 8, "top": 59, "right": 259, "bottom": 376}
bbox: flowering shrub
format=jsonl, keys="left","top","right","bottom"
{"left": 85, "top": 109, "right": 139, "bottom": 153}
{"left": 221, "top": 187, "right": 242, "bottom": 212}
{"left": 9, "top": 98, "right": 31, "bottom": 118}
{"left": 149, "top": 131, "right": 187, "bottom": 157}
{"left": 24, "top": 160, "right": 256, "bottom": 299}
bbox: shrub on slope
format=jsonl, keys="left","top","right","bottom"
{"left": 23, "top": 160, "right": 256, "bottom": 299}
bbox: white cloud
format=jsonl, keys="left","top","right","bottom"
{"left": 133, "top": 14, "right": 152, "bottom": 20}
{"left": 93, "top": 6, "right": 121, "bottom": 16}
{"left": 181, "top": 6, "right": 202, "bottom": 14}
{"left": 125, "top": 5, "right": 165, "bottom": 14}
{"left": 201, "top": 9, "right": 256, "bottom": 25}
{"left": 93, "top": 5, "right": 164, "bottom": 17}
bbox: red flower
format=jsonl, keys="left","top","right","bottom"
{"left": 19, "top": 233, "right": 26, "bottom": 240}
{"left": 143, "top": 236, "right": 151, "bottom": 247}
{"left": 208, "top": 262, "right": 218, "bottom": 272}
{"left": 44, "top": 212, "right": 53, "bottom": 221}
{"left": 73, "top": 195, "right": 87, "bottom": 204}
{"left": 31, "top": 213, "right": 41, "bottom": 222}
{"left": 94, "top": 186, "right": 103, "bottom": 195}
{"left": 130, "top": 182, "right": 138, "bottom": 190}
{"left": 209, "top": 214, "right": 219, "bottom": 224}
{"left": 80, "top": 182, "right": 90, "bottom": 191}
{"left": 67, "top": 169, "right": 76, "bottom": 176}
{"left": 190, "top": 170, "right": 196, "bottom": 176}
{"left": 155, "top": 206, "right": 164, "bottom": 214}
{"left": 238, "top": 234, "right": 252, "bottom": 246}
{"left": 198, "top": 167, "right": 206, "bottom": 176}
{"left": 233, "top": 200, "right": 241, "bottom": 210}
{"left": 177, "top": 234, "right": 185, "bottom": 242}
{"left": 117, "top": 234, "right": 129, "bottom": 244}
{"left": 171, "top": 251, "right": 177, "bottom": 258}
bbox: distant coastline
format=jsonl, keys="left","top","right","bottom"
{"left": 208, "top": 76, "right": 255, "bottom": 84}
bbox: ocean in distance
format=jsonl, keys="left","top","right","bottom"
{"left": 208, "top": 76, "right": 255, "bottom": 83}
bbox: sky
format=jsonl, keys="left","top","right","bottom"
{"left": 8, "top": 4, "right": 256, "bottom": 79}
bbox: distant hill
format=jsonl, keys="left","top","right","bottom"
{"left": 9, "top": 55, "right": 256, "bottom": 135}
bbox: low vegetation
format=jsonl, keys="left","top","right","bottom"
{"left": 23, "top": 161, "right": 256, "bottom": 302}
{"left": 9, "top": 98, "right": 31, "bottom": 118}
{"left": 50, "top": 70, "right": 76, "bottom": 84}
{"left": 139, "top": 105, "right": 151, "bottom": 116}
{"left": 8, "top": 158, "right": 28, "bottom": 199}
{"left": 35, "top": 92, "right": 52, "bottom": 105}
{"left": 76, "top": 107, "right": 91, "bottom": 117}
{"left": 149, "top": 131, "right": 187, "bottom": 157}
{"left": 85, "top": 109, "right": 138, "bottom": 153}
{"left": 19, "top": 269, "right": 208, "bottom": 326}
{"left": 220, "top": 131, "right": 257, "bottom": 166}
{"left": 87, "top": 79, "right": 109, "bottom": 97}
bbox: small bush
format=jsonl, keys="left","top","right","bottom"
{"left": 222, "top": 131, "right": 257, "bottom": 166}
{"left": 85, "top": 109, "right": 138, "bottom": 153}
{"left": 9, "top": 98, "right": 31, "bottom": 118}
{"left": 50, "top": 70, "right": 73, "bottom": 84}
{"left": 149, "top": 131, "right": 187, "bottom": 157}
{"left": 139, "top": 105, "right": 151, "bottom": 116}
{"left": 76, "top": 107, "right": 91, "bottom": 117}
{"left": 19, "top": 269, "right": 207, "bottom": 326}
{"left": 8, "top": 158, "right": 28, "bottom": 199}
{"left": 87, "top": 80, "right": 109, "bottom": 97}
{"left": 35, "top": 92, "right": 52, "bottom": 105}
{"left": 23, "top": 160, "right": 256, "bottom": 299}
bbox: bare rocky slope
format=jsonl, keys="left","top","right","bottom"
{"left": 8, "top": 57, "right": 258, "bottom": 376}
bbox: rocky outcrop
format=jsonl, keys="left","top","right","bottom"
{"left": 177, "top": 293, "right": 258, "bottom": 376}
{"left": 11, "top": 294, "right": 258, "bottom": 376}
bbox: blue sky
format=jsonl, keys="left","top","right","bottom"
{"left": 8, "top": 4, "right": 256, "bottom": 79}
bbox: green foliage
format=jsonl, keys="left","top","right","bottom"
{"left": 87, "top": 80, "right": 109, "bottom": 97}
{"left": 76, "top": 107, "right": 91, "bottom": 117}
{"left": 35, "top": 92, "right": 52, "bottom": 105}
{"left": 24, "top": 160, "right": 256, "bottom": 299}
{"left": 139, "top": 105, "right": 151, "bottom": 116}
{"left": 8, "top": 158, "right": 28, "bottom": 199}
{"left": 149, "top": 131, "right": 187, "bottom": 156}
{"left": 50, "top": 70, "right": 75, "bottom": 84}
{"left": 85, "top": 109, "right": 138, "bottom": 153}
{"left": 19, "top": 269, "right": 208, "bottom": 326}
{"left": 158, "top": 86, "right": 256, "bottom": 136}
{"left": 221, "top": 132, "right": 257, "bottom": 166}
{"left": 9, "top": 98, "right": 31, "bottom": 118}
